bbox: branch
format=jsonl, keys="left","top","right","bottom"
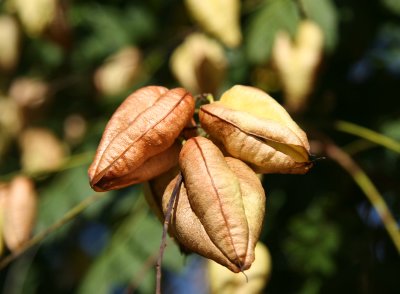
{"left": 0, "top": 192, "right": 109, "bottom": 270}
{"left": 156, "top": 173, "right": 183, "bottom": 294}
{"left": 324, "top": 142, "right": 400, "bottom": 254}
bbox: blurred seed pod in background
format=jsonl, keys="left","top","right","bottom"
{"left": 88, "top": 86, "right": 195, "bottom": 191}
{"left": 184, "top": 0, "right": 242, "bottom": 48}
{"left": 208, "top": 242, "right": 272, "bottom": 294}
{"left": 0, "top": 14, "right": 20, "bottom": 72}
{"left": 94, "top": 47, "right": 142, "bottom": 97}
{"left": 272, "top": 20, "right": 324, "bottom": 113}
{"left": 170, "top": 33, "right": 227, "bottom": 95}
{"left": 3, "top": 176, "right": 37, "bottom": 252}
{"left": 63, "top": 114, "right": 87, "bottom": 146}
{"left": 0, "top": 96, "right": 23, "bottom": 162}
{"left": 163, "top": 137, "right": 265, "bottom": 272}
{"left": 0, "top": 183, "right": 8, "bottom": 256}
{"left": 19, "top": 127, "right": 67, "bottom": 174}
{"left": 7, "top": 0, "right": 57, "bottom": 37}
{"left": 9, "top": 77, "right": 50, "bottom": 110}
{"left": 200, "top": 85, "right": 312, "bottom": 174}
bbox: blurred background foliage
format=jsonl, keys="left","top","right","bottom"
{"left": 0, "top": 0, "right": 399, "bottom": 293}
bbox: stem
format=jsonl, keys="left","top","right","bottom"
{"left": 0, "top": 192, "right": 109, "bottom": 270}
{"left": 155, "top": 173, "right": 183, "bottom": 294}
{"left": 325, "top": 142, "right": 400, "bottom": 254}
{"left": 335, "top": 120, "right": 400, "bottom": 154}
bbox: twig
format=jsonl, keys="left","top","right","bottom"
{"left": 125, "top": 250, "right": 160, "bottom": 294}
{"left": 156, "top": 173, "right": 183, "bottom": 294}
{"left": 324, "top": 142, "right": 400, "bottom": 254}
{"left": 0, "top": 192, "right": 109, "bottom": 270}
{"left": 335, "top": 120, "right": 400, "bottom": 154}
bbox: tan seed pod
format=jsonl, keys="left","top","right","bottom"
{"left": 208, "top": 241, "right": 272, "bottom": 294}
{"left": 163, "top": 137, "right": 265, "bottom": 272}
{"left": 170, "top": 33, "right": 227, "bottom": 95}
{"left": 9, "top": 0, "right": 57, "bottom": 37}
{"left": 0, "top": 15, "right": 20, "bottom": 72}
{"left": 94, "top": 47, "right": 142, "bottom": 96}
{"left": 143, "top": 166, "right": 180, "bottom": 223}
{"left": 0, "top": 183, "right": 9, "bottom": 256}
{"left": 3, "top": 176, "right": 37, "bottom": 252}
{"left": 19, "top": 127, "right": 67, "bottom": 174}
{"left": 184, "top": 0, "right": 242, "bottom": 48}
{"left": 88, "top": 86, "right": 195, "bottom": 191}
{"left": 272, "top": 20, "right": 324, "bottom": 113}
{"left": 199, "top": 85, "right": 312, "bottom": 174}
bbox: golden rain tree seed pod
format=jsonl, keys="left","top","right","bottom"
{"left": 170, "top": 33, "right": 227, "bottom": 95}
{"left": 199, "top": 85, "right": 312, "bottom": 174}
{"left": 3, "top": 176, "right": 37, "bottom": 252}
{"left": 0, "top": 15, "right": 20, "bottom": 72}
{"left": 88, "top": 86, "right": 195, "bottom": 192}
{"left": 19, "top": 127, "right": 67, "bottom": 174}
{"left": 162, "top": 137, "right": 265, "bottom": 272}
{"left": 94, "top": 47, "right": 142, "bottom": 97}
{"left": 272, "top": 20, "right": 324, "bottom": 113}
{"left": 208, "top": 241, "right": 272, "bottom": 294}
{"left": 184, "top": 0, "right": 242, "bottom": 48}
{"left": 8, "top": 0, "right": 57, "bottom": 37}
{"left": 0, "top": 183, "right": 8, "bottom": 256}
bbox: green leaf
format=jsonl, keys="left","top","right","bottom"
{"left": 36, "top": 166, "right": 112, "bottom": 242}
{"left": 78, "top": 195, "right": 184, "bottom": 294}
{"left": 246, "top": 0, "right": 300, "bottom": 64}
{"left": 301, "top": 0, "right": 339, "bottom": 52}
{"left": 382, "top": 0, "right": 400, "bottom": 15}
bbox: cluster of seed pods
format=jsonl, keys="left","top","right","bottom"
{"left": 88, "top": 85, "right": 312, "bottom": 272}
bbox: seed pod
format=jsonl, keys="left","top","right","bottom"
{"left": 88, "top": 86, "right": 195, "bottom": 191}
{"left": 0, "top": 183, "right": 9, "bottom": 256}
{"left": 94, "top": 47, "right": 142, "bottom": 97}
{"left": 144, "top": 166, "right": 180, "bottom": 223}
{"left": 272, "top": 20, "right": 324, "bottom": 113}
{"left": 3, "top": 176, "right": 37, "bottom": 252}
{"left": 170, "top": 33, "right": 227, "bottom": 95}
{"left": 162, "top": 137, "right": 265, "bottom": 272}
{"left": 0, "top": 15, "right": 20, "bottom": 72}
{"left": 208, "top": 242, "right": 272, "bottom": 294}
{"left": 199, "top": 85, "right": 312, "bottom": 174}
{"left": 184, "top": 0, "right": 242, "bottom": 48}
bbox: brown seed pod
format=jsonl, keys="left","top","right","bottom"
{"left": 3, "top": 176, "right": 37, "bottom": 252}
{"left": 162, "top": 137, "right": 265, "bottom": 272}
{"left": 88, "top": 86, "right": 195, "bottom": 191}
{"left": 199, "top": 85, "right": 312, "bottom": 174}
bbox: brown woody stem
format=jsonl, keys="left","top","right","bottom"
{"left": 325, "top": 142, "right": 400, "bottom": 254}
{"left": 0, "top": 192, "right": 109, "bottom": 270}
{"left": 156, "top": 172, "right": 183, "bottom": 294}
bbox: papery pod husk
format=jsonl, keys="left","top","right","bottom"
{"left": 0, "top": 183, "right": 8, "bottom": 256}
{"left": 184, "top": 0, "right": 242, "bottom": 48}
{"left": 94, "top": 47, "right": 142, "bottom": 96}
{"left": 272, "top": 21, "right": 323, "bottom": 113}
{"left": 9, "top": 77, "right": 50, "bottom": 109}
{"left": 3, "top": 176, "right": 37, "bottom": 252}
{"left": 8, "top": 0, "right": 57, "bottom": 37}
{"left": 208, "top": 242, "right": 271, "bottom": 294}
{"left": 162, "top": 137, "right": 265, "bottom": 272}
{"left": 199, "top": 85, "right": 312, "bottom": 174}
{"left": 143, "top": 165, "right": 180, "bottom": 223}
{"left": 88, "top": 86, "right": 195, "bottom": 191}
{"left": 0, "top": 15, "right": 20, "bottom": 72}
{"left": 170, "top": 33, "right": 227, "bottom": 95}
{"left": 19, "top": 127, "right": 67, "bottom": 174}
